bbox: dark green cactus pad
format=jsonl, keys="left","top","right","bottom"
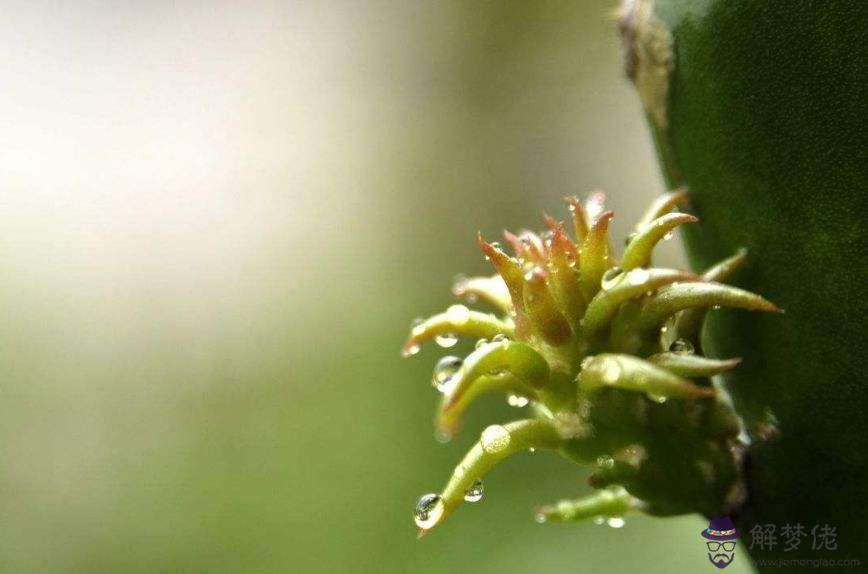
{"left": 623, "top": 0, "right": 868, "bottom": 565}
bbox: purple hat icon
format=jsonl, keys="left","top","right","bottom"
{"left": 701, "top": 516, "right": 740, "bottom": 541}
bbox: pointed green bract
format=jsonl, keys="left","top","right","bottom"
{"left": 637, "top": 282, "right": 780, "bottom": 337}
{"left": 647, "top": 353, "right": 741, "bottom": 378}
{"left": 579, "top": 211, "right": 615, "bottom": 299}
{"left": 536, "top": 487, "right": 641, "bottom": 523}
{"left": 420, "top": 419, "right": 563, "bottom": 534}
{"left": 402, "top": 307, "right": 514, "bottom": 357}
{"left": 443, "top": 339, "right": 549, "bottom": 410}
{"left": 621, "top": 212, "right": 697, "bottom": 270}
{"left": 579, "top": 353, "right": 715, "bottom": 400}
{"left": 635, "top": 187, "right": 687, "bottom": 228}
{"left": 523, "top": 267, "right": 573, "bottom": 346}
{"left": 582, "top": 268, "right": 697, "bottom": 336}
{"left": 452, "top": 275, "right": 512, "bottom": 313}
{"left": 437, "top": 372, "right": 536, "bottom": 436}
{"left": 672, "top": 249, "right": 747, "bottom": 346}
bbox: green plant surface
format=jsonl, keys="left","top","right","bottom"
{"left": 630, "top": 0, "right": 868, "bottom": 566}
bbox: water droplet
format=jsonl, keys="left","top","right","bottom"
{"left": 435, "top": 333, "right": 459, "bottom": 348}
{"left": 585, "top": 193, "right": 606, "bottom": 222}
{"left": 626, "top": 268, "right": 650, "bottom": 286}
{"left": 601, "top": 267, "right": 624, "bottom": 290}
{"left": 593, "top": 516, "right": 605, "bottom": 526}
{"left": 601, "top": 361, "right": 622, "bottom": 384}
{"left": 414, "top": 494, "right": 445, "bottom": 529}
{"left": 402, "top": 344, "right": 421, "bottom": 357}
{"left": 480, "top": 425, "right": 511, "bottom": 453}
{"left": 596, "top": 455, "right": 615, "bottom": 469}
{"left": 432, "top": 356, "right": 463, "bottom": 392}
{"left": 606, "top": 517, "right": 626, "bottom": 529}
{"left": 490, "top": 241, "right": 502, "bottom": 251}
{"left": 475, "top": 338, "right": 489, "bottom": 349}
{"left": 669, "top": 338, "right": 695, "bottom": 355}
{"left": 507, "top": 394, "right": 530, "bottom": 408}
{"left": 624, "top": 232, "right": 637, "bottom": 246}
{"left": 446, "top": 304, "right": 471, "bottom": 325}
{"left": 647, "top": 393, "right": 668, "bottom": 404}
{"left": 492, "top": 334, "right": 511, "bottom": 344}
{"left": 528, "top": 447, "right": 536, "bottom": 453}
{"left": 434, "top": 429, "right": 453, "bottom": 443}
{"left": 534, "top": 512, "right": 547, "bottom": 524}
{"left": 663, "top": 231, "right": 674, "bottom": 241}
{"left": 464, "top": 479, "right": 484, "bottom": 503}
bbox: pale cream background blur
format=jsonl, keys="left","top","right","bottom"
{"left": 0, "top": 1, "right": 751, "bottom": 572}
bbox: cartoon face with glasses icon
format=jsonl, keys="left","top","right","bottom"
{"left": 700, "top": 517, "right": 740, "bottom": 569}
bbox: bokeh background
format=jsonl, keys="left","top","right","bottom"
{"left": 0, "top": 1, "right": 752, "bottom": 572}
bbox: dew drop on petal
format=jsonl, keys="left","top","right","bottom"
{"left": 414, "top": 494, "right": 445, "bottom": 529}
{"left": 432, "top": 356, "right": 463, "bottom": 392}
{"left": 481, "top": 425, "right": 511, "bottom": 453}
{"left": 475, "top": 338, "right": 489, "bottom": 349}
{"left": 601, "top": 267, "right": 624, "bottom": 290}
{"left": 647, "top": 393, "right": 668, "bottom": 404}
{"left": 534, "top": 512, "right": 547, "bottom": 524}
{"left": 607, "top": 517, "right": 626, "bottom": 529}
{"left": 596, "top": 455, "right": 615, "bottom": 469}
{"left": 402, "top": 344, "right": 421, "bottom": 357}
{"left": 626, "top": 268, "right": 650, "bottom": 286}
{"left": 464, "top": 479, "right": 484, "bottom": 503}
{"left": 601, "top": 361, "right": 622, "bottom": 384}
{"left": 593, "top": 516, "right": 605, "bottom": 526}
{"left": 669, "top": 338, "right": 695, "bottom": 355}
{"left": 507, "top": 394, "right": 530, "bottom": 408}
{"left": 446, "top": 304, "right": 471, "bottom": 325}
{"left": 435, "top": 333, "right": 459, "bottom": 348}
{"left": 434, "top": 429, "right": 453, "bottom": 443}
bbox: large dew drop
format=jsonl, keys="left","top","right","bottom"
{"left": 626, "top": 268, "right": 650, "bottom": 286}
{"left": 601, "top": 267, "right": 624, "bottom": 290}
{"left": 669, "top": 338, "right": 695, "bottom": 355}
{"left": 435, "top": 333, "right": 459, "bottom": 348}
{"left": 464, "top": 479, "right": 484, "bottom": 503}
{"left": 432, "top": 356, "right": 463, "bottom": 392}
{"left": 446, "top": 304, "right": 471, "bottom": 325}
{"left": 414, "top": 494, "right": 445, "bottom": 529}
{"left": 507, "top": 394, "right": 529, "bottom": 408}
{"left": 601, "top": 361, "right": 622, "bottom": 385}
{"left": 480, "top": 424, "right": 511, "bottom": 454}
{"left": 606, "top": 517, "right": 626, "bottom": 529}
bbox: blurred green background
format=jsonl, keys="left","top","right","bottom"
{"left": 0, "top": 1, "right": 752, "bottom": 572}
